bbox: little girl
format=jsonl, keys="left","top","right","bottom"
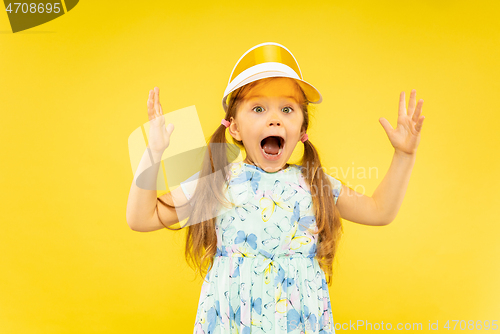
{"left": 126, "top": 42, "right": 425, "bottom": 333}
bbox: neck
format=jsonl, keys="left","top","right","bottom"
{"left": 243, "top": 158, "right": 289, "bottom": 171}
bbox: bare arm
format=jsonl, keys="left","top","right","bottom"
{"left": 336, "top": 89, "right": 425, "bottom": 226}
{"left": 336, "top": 151, "right": 416, "bottom": 226}
{"left": 371, "top": 151, "right": 416, "bottom": 224}
{"left": 126, "top": 147, "right": 192, "bottom": 232}
{"left": 126, "top": 87, "right": 190, "bottom": 231}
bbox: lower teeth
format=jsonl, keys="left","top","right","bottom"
{"left": 262, "top": 147, "right": 283, "bottom": 156}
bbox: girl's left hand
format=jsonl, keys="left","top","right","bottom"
{"left": 379, "top": 89, "right": 425, "bottom": 155}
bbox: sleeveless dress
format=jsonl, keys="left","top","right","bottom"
{"left": 180, "top": 161, "right": 342, "bottom": 334}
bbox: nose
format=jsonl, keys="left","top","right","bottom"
{"left": 268, "top": 119, "right": 281, "bottom": 127}
{"left": 267, "top": 108, "right": 282, "bottom": 127}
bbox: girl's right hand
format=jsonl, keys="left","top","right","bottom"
{"left": 147, "top": 87, "right": 174, "bottom": 155}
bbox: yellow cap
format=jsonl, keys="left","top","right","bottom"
{"left": 222, "top": 42, "right": 322, "bottom": 112}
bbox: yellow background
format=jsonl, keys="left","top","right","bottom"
{"left": 1, "top": 0, "right": 499, "bottom": 333}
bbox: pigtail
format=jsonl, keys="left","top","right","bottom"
{"left": 301, "top": 139, "right": 343, "bottom": 286}
{"left": 161, "top": 82, "right": 257, "bottom": 282}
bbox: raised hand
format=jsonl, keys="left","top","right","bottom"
{"left": 147, "top": 87, "right": 174, "bottom": 155}
{"left": 379, "top": 89, "right": 425, "bottom": 155}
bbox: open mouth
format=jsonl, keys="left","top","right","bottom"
{"left": 260, "top": 136, "right": 284, "bottom": 159}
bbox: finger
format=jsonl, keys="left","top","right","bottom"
{"left": 164, "top": 124, "right": 174, "bottom": 147}
{"left": 408, "top": 89, "right": 417, "bottom": 118}
{"left": 399, "top": 91, "right": 406, "bottom": 117}
{"left": 147, "top": 89, "right": 151, "bottom": 107}
{"left": 147, "top": 89, "right": 155, "bottom": 120}
{"left": 166, "top": 123, "right": 174, "bottom": 135}
{"left": 154, "top": 87, "right": 161, "bottom": 115}
{"left": 412, "top": 99, "right": 424, "bottom": 124}
{"left": 152, "top": 87, "right": 158, "bottom": 117}
{"left": 157, "top": 93, "right": 163, "bottom": 119}
{"left": 415, "top": 115, "right": 425, "bottom": 132}
{"left": 379, "top": 117, "right": 394, "bottom": 134}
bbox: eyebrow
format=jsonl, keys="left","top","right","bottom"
{"left": 246, "top": 95, "right": 299, "bottom": 102}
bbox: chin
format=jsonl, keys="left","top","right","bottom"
{"left": 262, "top": 165, "right": 283, "bottom": 172}
{"left": 256, "top": 155, "right": 290, "bottom": 173}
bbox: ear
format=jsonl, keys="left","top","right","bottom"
{"left": 227, "top": 117, "right": 242, "bottom": 141}
{"left": 298, "top": 129, "right": 306, "bottom": 142}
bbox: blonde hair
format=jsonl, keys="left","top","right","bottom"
{"left": 158, "top": 77, "right": 343, "bottom": 286}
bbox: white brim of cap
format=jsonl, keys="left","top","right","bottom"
{"left": 222, "top": 63, "right": 322, "bottom": 111}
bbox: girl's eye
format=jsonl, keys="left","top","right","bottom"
{"left": 251, "top": 106, "right": 294, "bottom": 113}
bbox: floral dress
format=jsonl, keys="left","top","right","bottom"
{"left": 180, "top": 161, "right": 342, "bottom": 334}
